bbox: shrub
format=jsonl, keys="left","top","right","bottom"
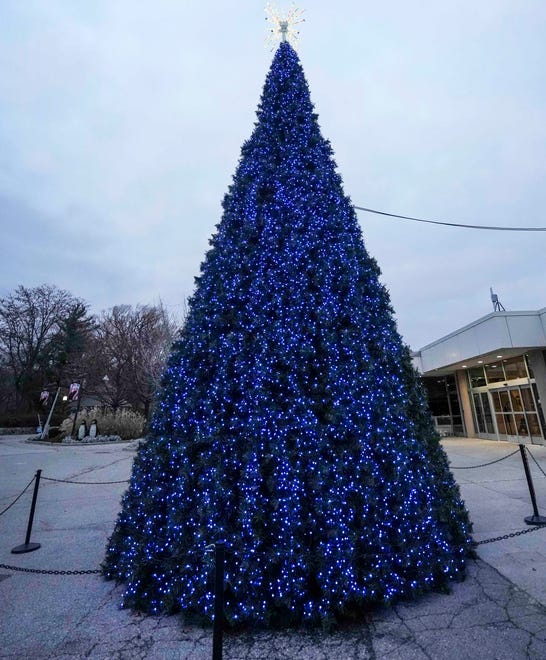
{"left": 60, "top": 407, "right": 146, "bottom": 441}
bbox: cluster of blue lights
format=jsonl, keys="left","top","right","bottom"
{"left": 103, "top": 42, "right": 472, "bottom": 627}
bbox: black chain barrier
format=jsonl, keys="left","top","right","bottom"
{"left": 475, "top": 523, "right": 546, "bottom": 545}
{"left": 450, "top": 447, "right": 520, "bottom": 470}
{"left": 526, "top": 447, "right": 546, "bottom": 480}
{"left": 0, "top": 563, "right": 101, "bottom": 575}
{"left": 3, "top": 445, "right": 546, "bottom": 576}
{"left": 41, "top": 476, "right": 129, "bottom": 485}
{"left": 0, "top": 546, "right": 207, "bottom": 576}
{"left": 0, "top": 476, "right": 35, "bottom": 517}
{"left": 3, "top": 522, "right": 546, "bottom": 576}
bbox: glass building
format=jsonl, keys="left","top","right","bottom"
{"left": 414, "top": 308, "right": 546, "bottom": 445}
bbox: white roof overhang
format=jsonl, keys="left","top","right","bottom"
{"left": 413, "top": 308, "right": 546, "bottom": 376}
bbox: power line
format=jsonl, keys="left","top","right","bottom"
{"left": 354, "top": 206, "right": 546, "bottom": 231}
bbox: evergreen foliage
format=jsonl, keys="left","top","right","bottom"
{"left": 103, "top": 43, "right": 472, "bottom": 627}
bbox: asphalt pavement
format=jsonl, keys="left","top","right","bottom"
{"left": 0, "top": 434, "right": 545, "bottom": 659}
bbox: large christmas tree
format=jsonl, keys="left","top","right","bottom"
{"left": 103, "top": 41, "right": 471, "bottom": 627}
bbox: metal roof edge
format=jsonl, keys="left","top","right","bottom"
{"left": 417, "top": 308, "right": 546, "bottom": 353}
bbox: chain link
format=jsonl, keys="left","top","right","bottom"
{"left": 41, "top": 476, "right": 129, "bottom": 485}
{"left": 525, "top": 447, "right": 546, "bottom": 480}
{"left": 3, "top": 525, "right": 545, "bottom": 576}
{"left": 0, "top": 476, "right": 35, "bottom": 517}
{"left": 2, "top": 448, "right": 544, "bottom": 575}
{"left": 475, "top": 523, "right": 546, "bottom": 545}
{"left": 450, "top": 447, "right": 520, "bottom": 470}
{"left": 0, "top": 563, "right": 101, "bottom": 575}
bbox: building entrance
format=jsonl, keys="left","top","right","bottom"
{"left": 467, "top": 355, "right": 545, "bottom": 445}
{"left": 490, "top": 385, "right": 542, "bottom": 443}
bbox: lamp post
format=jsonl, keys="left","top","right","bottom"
{"left": 69, "top": 378, "right": 85, "bottom": 439}
{"left": 40, "top": 385, "right": 61, "bottom": 440}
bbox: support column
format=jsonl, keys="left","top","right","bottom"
{"left": 456, "top": 369, "right": 476, "bottom": 437}
{"left": 527, "top": 350, "right": 546, "bottom": 442}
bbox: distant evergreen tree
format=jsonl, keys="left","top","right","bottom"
{"left": 103, "top": 42, "right": 472, "bottom": 627}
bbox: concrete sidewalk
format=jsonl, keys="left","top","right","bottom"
{"left": 444, "top": 437, "right": 546, "bottom": 607}
{"left": 0, "top": 434, "right": 545, "bottom": 659}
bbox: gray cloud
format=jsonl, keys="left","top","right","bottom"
{"left": 0, "top": 1, "right": 545, "bottom": 348}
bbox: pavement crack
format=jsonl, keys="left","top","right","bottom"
{"left": 47, "top": 581, "right": 118, "bottom": 658}
{"left": 385, "top": 605, "right": 433, "bottom": 659}
{"left": 38, "top": 455, "right": 133, "bottom": 487}
{"left": 360, "top": 621, "right": 376, "bottom": 660}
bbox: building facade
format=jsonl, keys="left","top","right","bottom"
{"left": 413, "top": 308, "right": 546, "bottom": 446}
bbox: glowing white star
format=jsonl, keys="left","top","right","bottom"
{"left": 265, "top": 3, "right": 305, "bottom": 49}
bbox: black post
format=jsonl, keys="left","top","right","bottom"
{"left": 212, "top": 541, "right": 226, "bottom": 660}
{"left": 519, "top": 444, "right": 546, "bottom": 526}
{"left": 70, "top": 380, "right": 84, "bottom": 438}
{"left": 12, "top": 470, "right": 42, "bottom": 553}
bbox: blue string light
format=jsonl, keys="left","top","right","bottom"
{"left": 103, "top": 42, "right": 472, "bottom": 627}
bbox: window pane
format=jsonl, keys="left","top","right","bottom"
{"left": 447, "top": 375, "right": 461, "bottom": 412}
{"left": 481, "top": 393, "right": 495, "bottom": 433}
{"left": 504, "top": 414, "right": 515, "bottom": 435}
{"left": 527, "top": 414, "right": 541, "bottom": 437}
{"left": 499, "top": 391, "right": 511, "bottom": 412}
{"left": 532, "top": 384, "right": 546, "bottom": 435}
{"left": 422, "top": 377, "right": 450, "bottom": 416}
{"left": 469, "top": 367, "right": 486, "bottom": 388}
{"left": 491, "top": 391, "right": 503, "bottom": 412}
{"left": 510, "top": 390, "right": 523, "bottom": 412}
{"left": 473, "top": 394, "right": 485, "bottom": 433}
{"left": 445, "top": 374, "right": 458, "bottom": 393}
{"left": 485, "top": 362, "right": 504, "bottom": 383}
{"left": 496, "top": 414, "right": 507, "bottom": 435}
{"left": 515, "top": 414, "right": 529, "bottom": 436}
{"left": 503, "top": 356, "right": 527, "bottom": 380}
{"left": 521, "top": 387, "right": 536, "bottom": 411}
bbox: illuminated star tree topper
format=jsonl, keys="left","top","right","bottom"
{"left": 265, "top": 3, "right": 305, "bottom": 49}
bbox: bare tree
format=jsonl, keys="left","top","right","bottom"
{"left": 87, "top": 306, "right": 134, "bottom": 410}
{"left": 90, "top": 304, "right": 177, "bottom": 417}
{"left": 127, "top": 303, "right": 178, "bottom": 418}
{"left": 0, "top": 284, "right": 92, "bottom": 414}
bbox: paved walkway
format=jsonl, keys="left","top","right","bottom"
{"left": 445, "top": 437, "right": 546, "bottom": 606}
{"left": 0, "top": 434, "right": 545, "bottom": 659}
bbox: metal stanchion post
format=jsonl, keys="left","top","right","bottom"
{"left": 12, "top": 469, "right": 42, "bottom": 553}
{"left": 212, "top": 541, "right": 226, "bottom": 660}
{"left": 519, "top": 444, "right": 546, "bottom": 526}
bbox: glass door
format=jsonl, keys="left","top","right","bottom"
{"left": 519, "top": 386, "right": 543, "bottom": 444}
{"left": 481, "top": 392, "right": 495, "bottom": 434}
{"left": 491, "top": 390, "right": 516, "bottom": 438}
{"left": 472, "top": 392, "right": 495, "bottom": 436}
{"left": 490, "top": 385, "right": 543, "bottom": 444}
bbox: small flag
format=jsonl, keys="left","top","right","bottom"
{"left": 68, "top": 382, "right": 80, "bottom": 402}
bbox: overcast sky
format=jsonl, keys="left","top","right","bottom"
{"left": 1, "top": 1, "right": 545, "bottom": 349}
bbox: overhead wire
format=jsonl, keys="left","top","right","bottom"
{"left": 354, "top": 206, "right": 546, "bottom": 231}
